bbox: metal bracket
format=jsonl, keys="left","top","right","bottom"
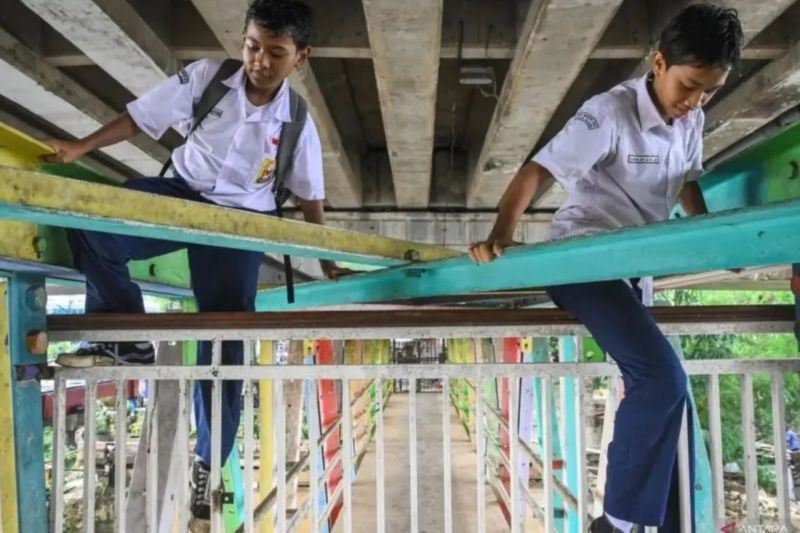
{"left": 8, "top": 273, "right": 48, "bottom": 365}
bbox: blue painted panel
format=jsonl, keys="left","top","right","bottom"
{"left": 8, "top": 275, "right": 47, "bottom": 533}
{"left": 560, "top": 337, "right": 580, "bottom": 533}
{"left": 11, "top": 380, "right": 47, "bottom": 532}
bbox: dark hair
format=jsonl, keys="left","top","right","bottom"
{"left": 658, "top": 3, "right": 743, "bottom": 69}
{"left": 245, "top": 0, "right": 312, "bottom": 50}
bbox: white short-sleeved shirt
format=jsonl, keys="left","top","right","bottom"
{"left": 533, "top": 74, "right": 704, "bottom": 241}
{"left": 127, "top": 58, "right": 325, "bottom": 211}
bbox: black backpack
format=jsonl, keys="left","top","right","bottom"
{"left": 160, "top": 58, "right": 308, "bottom": 303}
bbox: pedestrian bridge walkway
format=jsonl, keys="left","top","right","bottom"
{"left": 330, "top": 392, "right": 541, "bottom": 533}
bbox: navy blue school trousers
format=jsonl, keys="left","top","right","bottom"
{"left": 547, "top": 280, "right": 694, "bottom": 531}
{"left": 69, "top": 176, "right": 268, "bottom": 467}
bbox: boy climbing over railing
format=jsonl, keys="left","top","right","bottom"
{"left": 470, "top": 4, "right": 744, "bottom": 531}
{"left": 43, "top": 0, "right": 348, "bottom": 527}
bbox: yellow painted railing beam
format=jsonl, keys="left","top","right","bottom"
{"left": 0, "top": 282, "right": 19, "bottom": 533}
{"left": 0, "top": 169, "right": 461, "bottom": 266}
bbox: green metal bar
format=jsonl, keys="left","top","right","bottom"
{"left": 682, "top": 117, "right": 800, "bottom": 220}
{"left": 257, "top": 200, "right": 800, "bottom": 310}
{"left": 0, "top": 221, "right": 192, "bottom": 294}
{"left": 181, "top": 299, "right": 244, "bottom": 532}
{"left": 0, "top": 169, "right": 459, "bottom": 266}
{"left": 530, "top": 339, "right": 565, "bottom": 531}
{"left": 40, "top": 163, "right": 118, "bottom": 186}
{"left": 0, "top": 161, "right": 192, "bottom": 291}
{"left": 699, "top": 119, "right": 800, "bottom": 210}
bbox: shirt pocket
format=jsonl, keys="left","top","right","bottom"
{"left": 247, "top": 137, "right": 281, "bottom": 191}
{"left": 223, "top": 127, "right": 272, "bottom": 189}
{"left": 618, "top": 149, "right": 664, "bottom": 194}
{"left": 665, "top": 150, "right": 691, "bottom": 206}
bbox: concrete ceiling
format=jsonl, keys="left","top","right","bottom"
{"left": 3, "top": 0, "right": 800, "bottom": 207}
{"left": 1, "top": 0, "right": 799, "bottom": 289}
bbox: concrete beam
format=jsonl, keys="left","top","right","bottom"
{"left": 291, "top": 65, "right": 363, "bottom": 208}
{"left": 591, "top": 44, "right": 786, "bottom": 61}
{"left": 270, "top": 208, "right": 554, "bottom": 281}
{"left": 704, "top": 57, "right": 799, "bottom": 158}
{"left": 722, "top": 1, "right": 795, "bottom": 43}
{"left": 466, "top": 0, "right": 624, "bottom": 209}
{"left": 275, "top": 209, "right": 553, "bottom": 280}
{"left": 654, "top": 265, "right": 791, "bottom": 290}
{"left": 703, "top": 1, "right": 798, "bottom": 158}
{"left": 20, "top": 0, "right": 179, "bottom": 97}
{"left": 362, "top": 0, "right": 443, "bottom": 208}
{"left": 41, "top": 43, "right": 790, "bottom": 67}
{"left": 289, "top": 210, "right": 552, "bottom": 251}
{"left": 189, "top": 0, "right": 363, "bottom": 208}
{"left": 0, "top": 27, "right": 167, "bottom": 175}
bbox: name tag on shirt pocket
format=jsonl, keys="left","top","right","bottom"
{"left": 628, "top": 154, "right": 660, "bottom": 164}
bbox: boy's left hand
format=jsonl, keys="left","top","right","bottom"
{"left": 320, "top": 260, "right": 355, "bottom": 281}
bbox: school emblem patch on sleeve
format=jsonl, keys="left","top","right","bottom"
{"left": 574, "top": 110, "right": 599, "bottom": 130}
{"left": 255, "top": 158, "right": 276, "bottom": 184}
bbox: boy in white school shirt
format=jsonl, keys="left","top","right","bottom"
{"left": 470, "top": 4, "right": 743, "bottom": 532}
{"left": 44, "top": 0, "right": 345, "bottom": 524}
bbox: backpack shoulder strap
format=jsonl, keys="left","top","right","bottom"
{"left": 159, "top": 58, "right": 242, "bottom": 177}
{"left": 189, "top": 58, "right": 243, "bottom": 136}
{"left": 273, "top": 87, "right": 308, "bottom": 206}
{"left": 272, "top": 87, "right": 307, "bottom": 306}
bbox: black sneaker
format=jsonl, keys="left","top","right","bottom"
{"left": 56, "top": 342, "right": 155, "bottom": 367}
{"left": 190, "top": 460, "right": 212, "bottom": 522}
{"left": 589, "top": 515, "right": 634, "bottom": 533}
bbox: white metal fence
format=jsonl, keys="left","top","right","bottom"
{"left": 47, "top": 327, "right": 800, "bottom": 532}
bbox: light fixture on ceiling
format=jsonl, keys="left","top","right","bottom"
{"left": 458, "top": 65, "right": 495, "bottom": 86}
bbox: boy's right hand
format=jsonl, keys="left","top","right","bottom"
{"left": 41, "top": 139, "right": 88, "bottom": 164}
{"left": 468, "top": 237, "right": 514, "bottom": 264}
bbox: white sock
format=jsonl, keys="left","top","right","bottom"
{"left": 605, "top": 512, "right": 633, "bottom": 533}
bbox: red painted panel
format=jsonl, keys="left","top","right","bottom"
{"left": 41, "top": 380, "right": 139, "bottom": 424}
{"left": 316, "top": 340, "right": 344, "bottom": 527}
{"left": 498, "top": 338, "right": 521, "bottom": 524}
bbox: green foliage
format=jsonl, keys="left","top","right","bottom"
{"left": 96, "top": 398, "right": 115, "bottom": 437}
{"left": 758, "top": 464, "right": 777, "bottom": 494}
{"left": 128, "top": 407, "right": 145, "bottom": 436}
{"left": 659, "top": 289, "right": 800, "bottom": 494}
